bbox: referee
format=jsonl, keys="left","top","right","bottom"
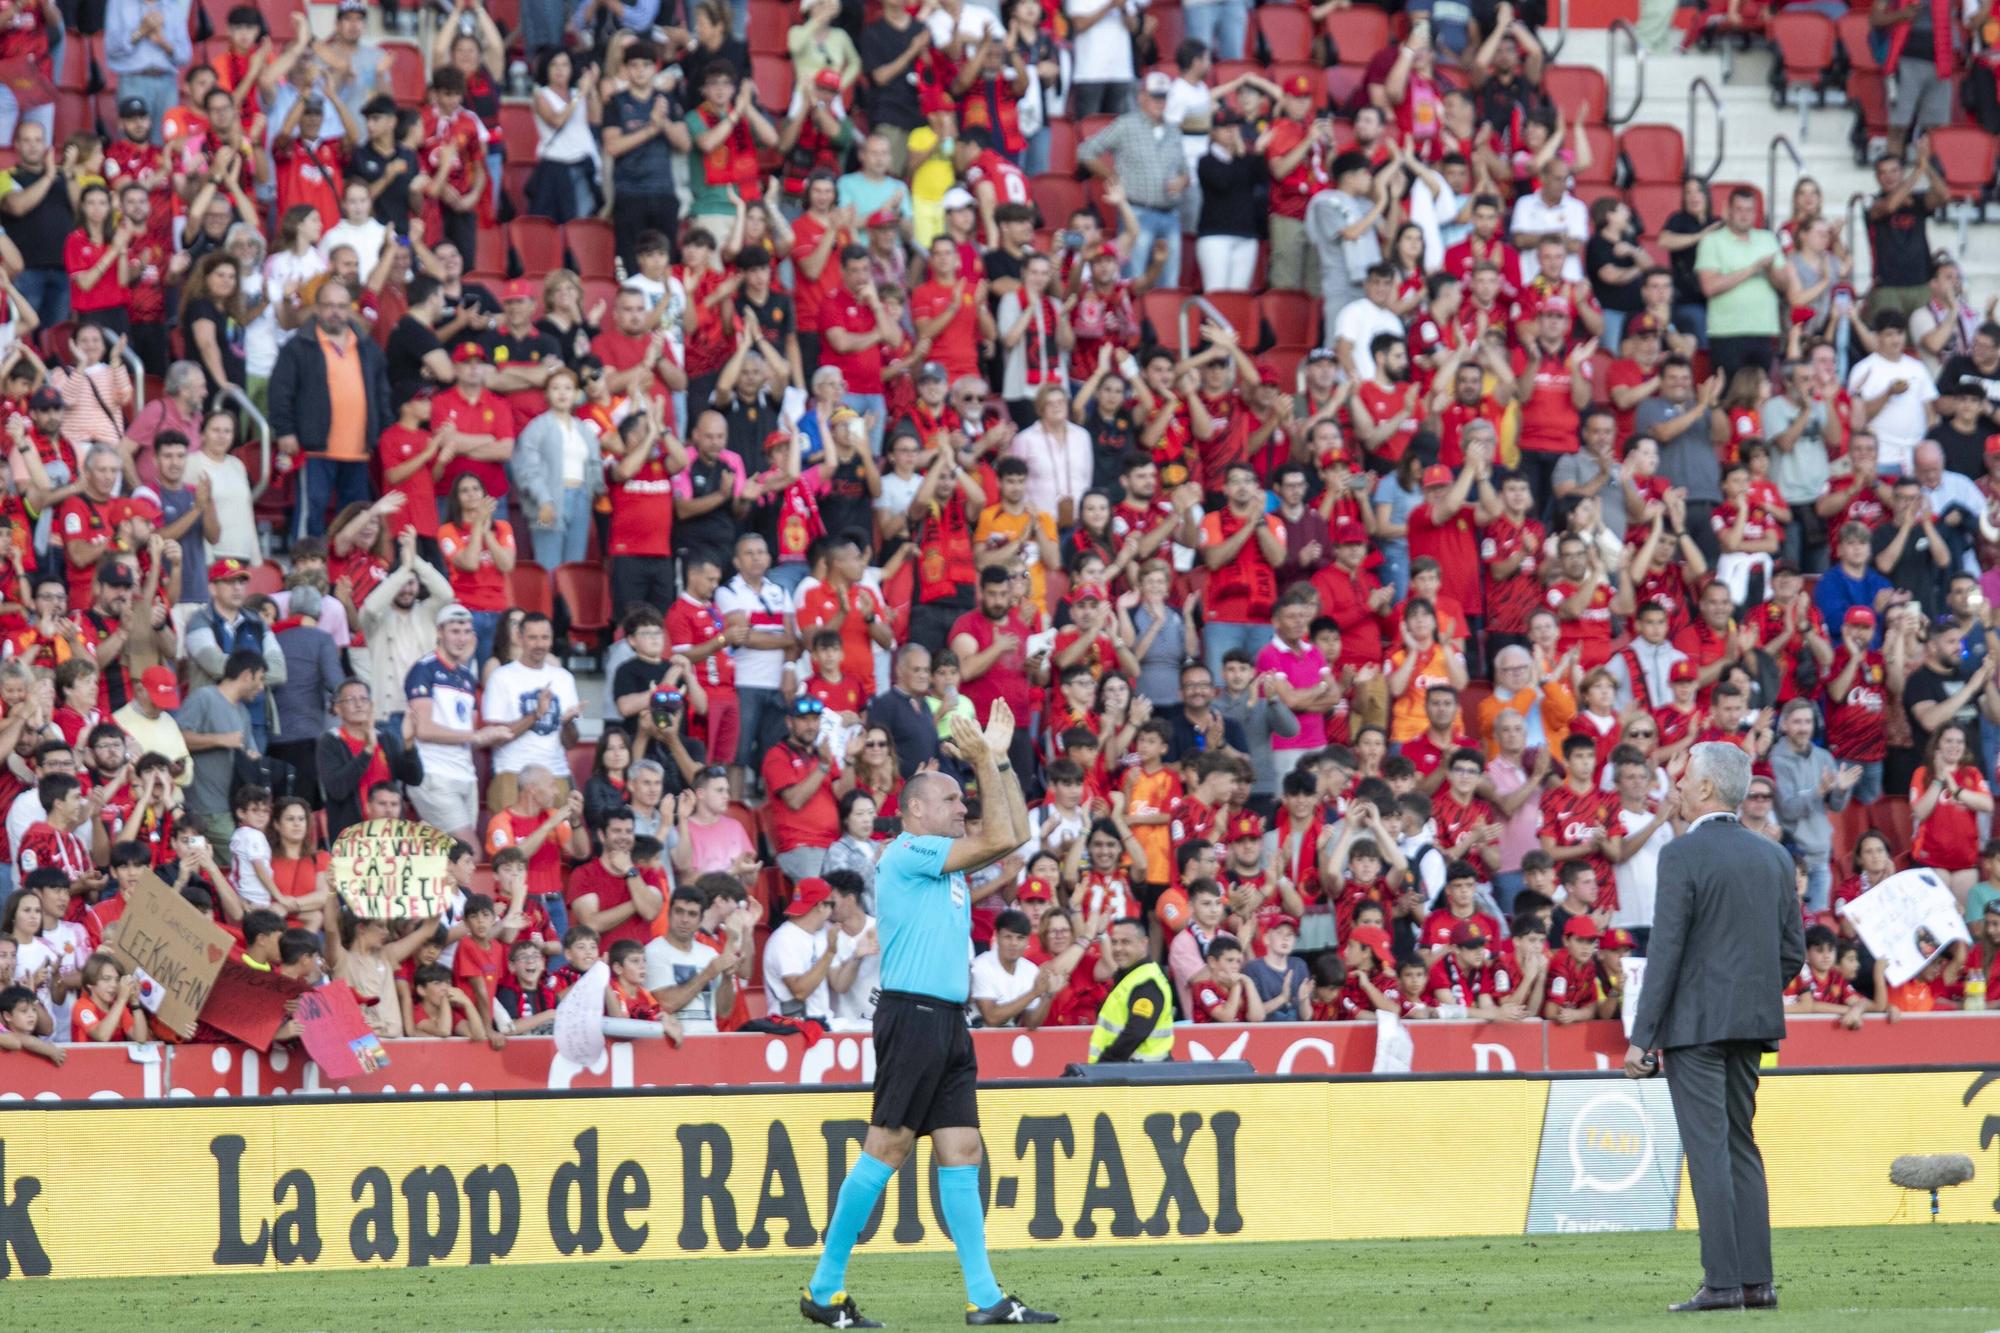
{"left": 802, "top": 702, "right": 1058, "bottom": 1328}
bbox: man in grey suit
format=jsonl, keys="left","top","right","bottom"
{"left": 1626, "top": 742, "right": 1806, "bottom": 1314}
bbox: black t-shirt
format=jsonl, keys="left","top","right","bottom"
{"left": 1083, "top": 403, "right": 1137, "bottom": 497}
{"left": 983, "top": 246, "right": 1027, "bottom": 312}
{"left": 612, "top": 657, "right": 671, "bottom": 739}
{"left": 1940, "top": 353, "right": 2000, "bottom": 417}
{"left": 677, "top": 37, "right": 749, "bottom": 90}
{"left": 820, "top": 455, "right": 875, "bottom": 548}
{"left": 1928, "top": 421, "right": 1989, "bottom": 482}
{"left": 180, "top": 296, "right": 245, "bottom": 389}
{"left": 3, "top": 166, "right": 74, "bottom": 269}
{"left": 536, "top": 315, "right": 599, "bottom": 370}
{"left": 1196, "top": 151, "right": 1264, "bottom": 239}
{"left": 348, "top": 142, "right": 422, "bottom": 232}
{"left": 385, "top": 315, "right": 445, "bottom": 409}
{"left": 715, "top": 386, "right": 781, "bottom": 462}
{"left": 736, "top": 287, "right": 795, "bottom": 350}
{"left": 1867, "top": 193, "right": 1936, "bottom": 288}
{"left": 488, "top": 325, "right": 563, "bottom": 366}
{"left": 602, "top": 89, "right": 678, "bottom": 195}
{"left": 1661, "top": 212, "right": 1713, "bottom": 307}
{"left": 1870, "top": 522, "right": 1946, "bottom": 618}
{"left": 676, "top": 454, "right": 740, "bottom": 560}
{"left": 858, "top": 20, "right": 925, "bottom": 130}
{"left": 1902, "top": 660, "right": 1982, "bottom": 761}
{"left": 443, "top": 282, "right": 502, "bottom": 327}
{"left": 1586, "top": 233, "right": 1645, "bottom": 313}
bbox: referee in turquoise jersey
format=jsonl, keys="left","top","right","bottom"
{"left": 802, "top": 701, "right": 1058, "bottom": 1328}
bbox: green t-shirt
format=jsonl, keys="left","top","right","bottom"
{"left": 1966, "top": 880, "right": 2000, "bottom": 927}
{"left": 1693, "top": 226, "right": 1783, "bottom": 338}
{"left": 683, "top": 108, "right": 747, "bottom": 218}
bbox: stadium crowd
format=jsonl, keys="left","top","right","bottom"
{"left": 5, "top": 0, "right": 2000, "bottom": 1068}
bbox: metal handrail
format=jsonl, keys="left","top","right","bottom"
{"left": 1545, "top": 0, "right": 1573, "bottom": 61}
{"left": 216, "top": 381, "right": 273, "bottom": 502}
{"left": 1687, "top": 77, "right": 1724, "bottom": 183}
{"left": 121, "top": 342, "right": 143, "bottom": 415}
{"left": 1177, "top": 293, "right": 1239, "bottom": 360}
{"left": 1767, "top": 135, "right": 1804, "bottom": 232}
{"left": 1604, "top": 19, "right": 1644, "bottom": 129}
{"left": 1844, "top": 191, "right": 1874, "bottom": 293}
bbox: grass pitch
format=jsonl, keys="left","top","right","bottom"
{"left": 9, "top": 1225, "right": 1995, "bottom": 1331}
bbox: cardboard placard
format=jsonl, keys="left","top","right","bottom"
{"left": 330, "top": 818, "right": 455, "bottom": 921}
{"left": 295, "top": 982, "right": 389, "bottom": 1079}
{"left": 102, "top": 871, "right": 233, "bottom": 1039}
{"left": 200, "top": 959, "right": 313, "bottom": 1051}
{"left": 1837, "top": 867, "right": 1974, "bottom": 986}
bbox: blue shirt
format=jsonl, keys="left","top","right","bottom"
{"left": 875, "top": 833, "right": 971, "bottom": 1003}
{"left": 1814, "top": 564, "right": 1892, "bottom": 648}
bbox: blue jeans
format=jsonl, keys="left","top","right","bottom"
{"left": 1491, "top": 871, "right": 1525, "bottom": 915}
{"left": 1599, "top": 309, "right": 1628, "bottom": 354}
{"left": 1184, "top": 0, "right": 1251, "bottom": 58}
{"left": 298, "top": 456, "right": 374, "bottom": 539}
{"left": 12, "top": 268, "right": 67, "bottom": 329}
{"left": 1203, "top": 621, "right": 1274, "bottom": 683}
{"left": 1849, "top": 759, "right": 1883, "bottom": 805}
{"left": 1128, "top": 206, "right": 1181, "bottom": 290}
{"left": 529, "top": 485, "right": 595, "bottom": 568}
{"left": 842, "top": 392, "right": 887, "bottom": 453}
{"left": 1018, "top": 126, "right": 1051, "bottom": 178}
{"left": 471, "top": 610, "right": 501, "bottom": 668}
{"left": 737, "top": 685, "right": 785, "bottom": 768}
{"left": 768, "top": 562, "right": 809, "bottom": 595}
{"left": 115, "top": 71, "right": 178, "bottom": 144}
{"left": 1803, "top": 856, "right": 1831, "bottom": 912}
{"left": 1673, "top": 302, "right": 1709, "bottom": 348}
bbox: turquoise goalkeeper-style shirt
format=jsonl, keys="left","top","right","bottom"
{"left": 875, "top": 833, "right": 972, "bottom": 1004}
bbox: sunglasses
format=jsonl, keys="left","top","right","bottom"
{"left": 1627, "top": 729, "right": 1656, "bottom": 738}
{"left": 1747, "top": 791, "right": 1774, "bottom": 800}
{"left": 863, "top": 740, "right": 888, "bottom": 749}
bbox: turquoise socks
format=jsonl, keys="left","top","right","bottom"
{"left": 809, "top": 1150, "right": 895, "bottom": 1304}
{"left": 938, "top": 1164, "right": 1003, "bottom": 1308}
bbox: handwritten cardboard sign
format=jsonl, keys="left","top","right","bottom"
{"left": 330, "top": 818, "right": 455, "bottom": 921}
{"left": 296, "top": 982, "right": 389, "bottom": 1079}
{"left": 1838, "top": 867, "right": 1973, "bottom": 986}
{"left": 102, "top": 872, "right": 233, "bottom": 1039}
{"left": 201, "top": 959, "right": 313, "bottom": 1051}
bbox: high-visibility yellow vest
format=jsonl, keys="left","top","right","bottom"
{"left": 1087, "top": 961, "right": 1174, "bottom": 1063}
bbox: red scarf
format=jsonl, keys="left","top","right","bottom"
{"left": 1208, "top": 507, "right": 1279, "bottom": 620}
{"left": 1021, "top": 293, "right": 1061, "bottom": 387}
{"left": 770, "top": 472, "right": 826, "bottom": 563}
{"left": 1887, "top": 0, "right": 1955, "bottom": 78}
{"left": 697, "top": 105, "right": 760, "bottom": 188}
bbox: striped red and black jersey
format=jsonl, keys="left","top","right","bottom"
{"left": 1480, "top": 514, "right": 1546, "bottom": 635}
{"left": 1822, "top": 648, "right": 1890, "bottom": 763}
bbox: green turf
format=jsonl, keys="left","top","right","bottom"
{"left": 7, "top": 1225, "right": 1996, "bottom": 1330}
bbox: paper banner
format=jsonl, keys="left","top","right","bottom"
{"left": 330, "top": 818, "right": 456, "bottom": 921}
{"left": 102, "top": 872, "right": 234, "bottom": 1039}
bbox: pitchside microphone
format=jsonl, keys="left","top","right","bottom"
{"left": 1889, "top": 1154, "right": 1976, "bottom": 1221}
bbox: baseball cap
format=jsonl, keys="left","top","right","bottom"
{"left": 451, "top": 341, "right": 488, "bottom": 364}
{"left": 1627, "top": 313, "right": 1661, "bottom": 336}
{"left": 1563, "top": 916, "right": 1602, "bottom": 940}
{"left": 1600, "top": 926, "right": 1636, "bottom": 951}
{"left": 1332, "top": 517, "right": 1368, "bottom": 545}
{"left": 1227, "top": 811, "right": 1264, "bottom": 842}
{"left": 207, "top": 556, "right": 252, "bottom": 583}
{"left": 813, "top": 68, "right": 842, "bottom": 91}
{"left": 1019, "top": 878, "right": 1055, "bottom": 903}
{"left": 28, "top": 386, "right": 60, "bottom": 410}
{"left": 435, "top": 602, "right": 474, "bottom": 627}
{"left": 1213, "top": 107, "right": 1244, "bottom": 129}
{"left": 337, "top": 0, "right": 367, "bottom": 12}
{"left": 1773, "top": 559, "right": 1801, "bottom": 577}
{"left": 1257, "top": 365, "right": 1282, "bottom": 387}
{"left": 1449, "top": 920, "right": 1488, "bottom": 948}
{"left": 789, "top": 695, "right": 827, "bottom": 717}
{"left": 917, "top": 361, "right": 949, "bottom": 383}
{"left": 1141, "top": 71, "right": 1173, "bottom": 97}
{"left": 95, "top": 562, "right": 135, "bottom": 588}
{"left": 1306, "top": 347, "right": 1337, "bottom": 364}
{"left": 865, "top": 208, "right": 900, "bottom": 230}
{"left": 1537, "top": 296, "right": 1572, "bottom": 317}
{"left": 1349, "top": 924, "right": 1395, "bottom": 969}
{"left": 1844, "top": 605, "right": 1877, "bottom": 630}
{"left": 1420, "top": 464, "right": 1454, "bottom": 489}
{"left": 1283, "top": 73, "right": 1313, "bottom": 98}
{"left": 118, "top": 96, "right": 149, "bottom": 120}
{"left": 1066, "top": 582, "right": 1108, "bottom": 605}
{"left": 1268, "top": 914, "right": 1301, "bottom": 933}
{"left": 1668, "top": 660, "right": 1698, "bottom": 683}
{"left": 941, "top": 187, "right": 976, "bottom": 212}
{"left": 124, "top": 494, "right": 162, "bottom": 524}
{"left": 785, "top": 878, "right": 832, "bottom": 916}
{"left": 139, "top": 665, "right": 181, "bottom": 710}
{"left": 502, "top": 279, "right": 535, "bottom": 303}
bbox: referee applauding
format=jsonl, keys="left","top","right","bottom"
{"left": 802, "top": 702, "right": 1058, "bottom": 1328}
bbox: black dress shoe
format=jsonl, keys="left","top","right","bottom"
{"left": 966, "top": 1294, "right": 1059, "bottom": 1324}
{"left": 801, "top": 1290, "right": 884, "bottom": 1328}
{"left": 1742, "top": 1283, "right": 1778, "bottom": 1309}
{"left": 1669, "top": 1285, "right": 1746, "bottom": 1313}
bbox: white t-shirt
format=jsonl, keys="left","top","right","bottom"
{"left": 762, "top": 919, "right": 832, "bottom": 1019}
{"left": 968, "top": 948, "right": 1043, "bottom": 1027}
{"left": 714, "top": 574, "right": 795, "bottom": 691}
{"left": 1065, "top": 0, "right": 1136, "bottom": 82}
{"left": 830, "top": 917, "right": 879, "bottom": 1024}
{"left": 1612, "top": 803, "right": 1673, "bottom": 930}
{"left": 229, "top": 826, "right": 275, "bottom": 908}
{"left": 643, "top": 933, "right": 722, "bottom": 1031}
{"left": 1508, "top": 192, "right": 1589, "bottom": 282}
{"left": 13, "top": 932, "right": 61, "bottom": 1032}
{"left": 319, "top": 218, "right": 388, "bottom": 278}
{"left": 482, "top": 659, "right": 581, "bottom": 777}
{"left": 1846, "top": 352, "right": 1938, "bottom": 471}
{"left": 253, "top": 247, "right": 329, "bottom": 372}
{"left": 1331, "top": 300, "right": 1405, "bottom": 382}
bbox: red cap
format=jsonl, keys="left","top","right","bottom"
{"left": 1257, "top": 365, "right": 1282, "bottom": 387}
{"left": 1019, "top": 877, "right": 1054, "bottom": 902}
{"left": 1066, "top": 582, "right": 1109, "bottom": 605}
{"left": 451, "top": 341, "right": 488, "bottom": 364}
{"left": 814, "top": 67, "right": 842, "bottom": 91}
{"left": 1844, "top": 606, "right": 1877, "bottom": 630}
{"left": 1537, "top": 295, "right": 1573, "bottom": 317}
{"left": 1449, "top": 920, "right": 1489, "bottom": 948}
{"left": 207, "top": 556, "right": 251, "bottom": 582}
{"left": 502, "top": 279, "right": 535, "bottom": 303}
{"left": 1985, "top": 434, "right": 2000, "bottom": 457}
{"left": 1348, "top": 924, "right": 1394, "bottom": 969}
{"left": 1268, "top": 913, "right": 1301, "bottom": 933}
{"left": 125, "top": 494, "right": 162, "bottom": 523}
{"left": 1331, "top": 517, "right": 1368, "bottom": 545}
{"left": 784, "top": 878, "right": 832, "bottom": 916}
{"left": 865, "top": 208, "right": 900, "bottom": 230}
{"left": 1564, "top": 916, "right": 1602, "bottom": 940}
{"left": 1284, "top": 73, "right": 1313, "bottom": 97}
{"left": 1627, "top": 313, "right": 1661, "bottom": 336}
{"left": 1600, "top": 926, "right": 1636, "bottom": 951}
{"left": 763, "top": 430, "right": 793, "bottom": 452}
{"left": 1421, "top": 464, "right": 1454, "bottom": 489}
{"left": 139, "top": 665, "right": 181, "bottom": 709}
{"left": 1227, "top": 811, "right": 1265, "bottom": 842}
{"left": 1668, "top": 660, "right": 1698, "bottom": 683}
{"left": 104, "top": 498, "right": 135, "bottom": 527}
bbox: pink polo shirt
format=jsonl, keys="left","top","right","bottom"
{"left": 1256, "top": 634, "right": 1334, "bottom": 752}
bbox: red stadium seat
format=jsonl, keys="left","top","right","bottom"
{"left": 1837, "top": 12, "right": 1880, "bottom": 74}
{"left": 1145, "top": 5, "right": 1184, "bottom": 61}
{"left": 566, "top": 742, "right": 595, "bottom": 794}
{"left": 509, "top": 561, "right": 553, "bottom": 618}
{"left": 1619, "top": 124, "right": 1686, "bottom": 185}
{"left": 248, "top": 561, "right": 286, "bottom": 597}
{"left": 1195, "top": 291, "right": 1257, "bottom": 338}
{"left": 1709, "top": 181, "right": 1764, "bottom": 226}
{"left": 380, "top": 41, "right": 427, "bottom": 109}
{"left": 1572, "top": 182, "right": 1622, "bottom": 213}
{"left": 474, "top": 228, "right": 508, "bottom": 275}
{"left": 581, "top": 277, "right": 622, "bottom": 317}
{"left": 750, "top": 55, "right": 793, "bottom": 113}
{"left": 1627, "top": 183, "right": 1684, "bottom": 240}
{"left": 1576, "top": 125, "right": 1617, "bottom": 184}
{"left": 56, "top": 34, "right": 93, "bottom": 93}
{"left": 747, "top": 0, "right": 790, "bottom": 56}
{"left": 1323, "top": 65, "right": 1365, "bottom": 115}
{"left": 1031, "top": 174, "right": 1088, "bottom": 230}
{"left": 1321, "top": 8, "right": 1389, "bottom": 67}
{"left": 508, "top": 217, "right": 564, "bottom": 275}
{"left": 1929, "top": 126, "right": 1999, "bottom": 204}
{"left": 1139, "top": 287, "right": 1191, "bottom": 347}
{"left": 1261, "top": 345, "right": 1307, "bottom": 392}
{"left": 1045, "top": 120, "right": 1078, "bottom": 175}
{"left": 1258, "top": 290, "right": 1319, "bottom": 349}
{"left": 500, "top": 102, "right": 538, "bottom": 167}
{"left": 1542, "top": 66, "right": 1608, "bottom": 123}
{"left": 1254, "top": 6, "right": 1314, "bottom": 62}
{"left": 258, "top": 0, "right": 297, "bottom": 43}
{"left": 552, "top": 562, "right": 612, "bottom": 652}
{"left": 563, "top": 218, "right": 617, "bottom": 280}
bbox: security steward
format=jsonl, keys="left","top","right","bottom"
{"left": 1088, "top": 917, "right": 1175, "bottom": 1062}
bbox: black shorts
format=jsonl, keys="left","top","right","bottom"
{"left": 870, "top": 990, "right": 980, "bottom": 1135}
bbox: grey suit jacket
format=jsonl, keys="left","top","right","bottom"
{"left": 1630, "top": 815, "right": 1807, "bottom": 1053}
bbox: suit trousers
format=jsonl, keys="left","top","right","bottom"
{"left": 1665, "top": 1039, "right": 1774, "bottom": 1290}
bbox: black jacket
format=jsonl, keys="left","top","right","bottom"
{"left": 317, "top": 723, "right": 424, "bottom": 840}
{"left": 268, "top": 325, "right": 392, "bottom": 452}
